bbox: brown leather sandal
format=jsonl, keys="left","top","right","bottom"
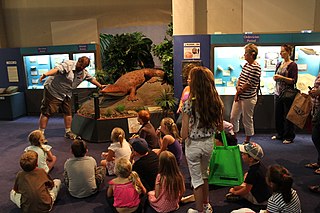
{"left": 305, "top": 162, "right": 320, "bottom": 169}
{"left": 309, "top": 185, "right": 320, "bottom": 193}
{"left": 314, "top": 168, "right": 320, "bottom": 175}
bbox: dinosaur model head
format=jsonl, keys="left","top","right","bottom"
{"left": 151, "top": 69, "right": 168, "bottom": 85}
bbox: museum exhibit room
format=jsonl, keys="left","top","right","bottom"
{"left": 0, "top": 0, "right": 320, "bottom": 212}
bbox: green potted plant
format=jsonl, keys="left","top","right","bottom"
{"left": 155, "top": 88, "right": 177, "bottom": 117}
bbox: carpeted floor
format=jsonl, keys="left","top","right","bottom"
{"left": 0, "top": 116, "right": 319, "bottom": 213}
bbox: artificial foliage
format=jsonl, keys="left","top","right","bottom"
{"left": 152, "top": 22, "right": 174, "bottom": 85}
{"left": 155, "top": 88, "right": 178, "bottom": 117}
{"left": 98, "top": 32, "right": 155, "bottom": 84}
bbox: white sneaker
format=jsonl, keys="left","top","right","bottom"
{"left": 283, "top": 139, "right": 293, "bottom": 144}
{"left": 187, "top": 208, "right": 199, "bottom": 213}
{"left": 204, "top": 203, "right": 213, "bottom": 213}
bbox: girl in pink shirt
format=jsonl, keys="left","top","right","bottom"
{"left": 107, "top": 158, "right": 146, "bottom": 213}
{"left": 148, "top": 151, "right": 185, "bottom": 212}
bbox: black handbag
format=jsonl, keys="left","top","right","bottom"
{"left": 279, "top": 86, "right": 300, "bottom": 103}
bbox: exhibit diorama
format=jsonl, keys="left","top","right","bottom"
{"left": 0, "top": 32, "right": 320, "bottom": 142}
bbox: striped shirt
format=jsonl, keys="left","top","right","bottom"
{"left": 238, "top": 62, "right": 261, "bottom": 100}
{"left": 267, "top": 189, "right": 301, "bottom": 213}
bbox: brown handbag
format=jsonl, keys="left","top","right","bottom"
{"left": 286, "top": 93, "right": 312, "bottom": 129}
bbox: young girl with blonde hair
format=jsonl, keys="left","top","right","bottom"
{"left": 107, "top": 158, "right": 146, "bottom": 213}
{"left": 148, "top": 150, "right": 186, "bottom": 212}
{"left": 153, "top": 117, "right": 183, "bottom": 165}
{"left": 101, "top": 127, "right": 131, "bottom": 175}
{"left": 24, "top": 130, "right": 56, "bottom": 173}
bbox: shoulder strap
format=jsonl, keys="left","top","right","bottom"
{"left": 275, "top": 62, "right": 281, "bottom": 73}
{"left": 256, "top": 80, "right": 262, "bottom": 95}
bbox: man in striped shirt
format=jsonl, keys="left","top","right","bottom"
{"left": 230, "top": 43, "right": 261, "bottom": 143}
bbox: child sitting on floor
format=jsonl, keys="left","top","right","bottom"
{"left": 10, "top": 150, "right": 61, "bottom": 212}
{"left": 101, "top": 127, "right": 131, "bottom": 175}
{"left": 148, "top": 150, "right": 186, "bottom": 213}
{"left": 226, "top": 142, "right": 271, "bottom": 205}
{"left": 64, "top": 139, "right": 106, "bottom": 198}
{"left": 107, "top": 157, "right": 146, "bottom": 213}
{"left": 265, "top": 164, "right": 301, "bottom": 213}
{"left": 153, "top": 117, "right": 183, "bottom": 165}
{"left": 24, "top": 130, "right": 56, "bottom": 173}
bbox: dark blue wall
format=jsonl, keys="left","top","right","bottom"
{"left": 173, "top": 35, "right": 211, "bottom": 99}
{"left": 0, "top": 48, "right": 26, "bottom": 91}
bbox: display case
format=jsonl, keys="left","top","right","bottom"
{"left": 23, "top": 54, "right": 70, "bottom": 89}
{"left": 21, "top": 44, "right": 100, "bottom": 114}
{"left": 294, "top": 45, "right": 320, "bottom": 93}
{"left": 22, "top": 44, "right": 99, "bottom": 90}
{"left": 213, "top": 45, "right": 320, "bottom": 95}
{"left": 213, "top": 45, "right": 281, "bottom": 95}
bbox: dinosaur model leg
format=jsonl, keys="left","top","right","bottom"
{"left": 127, "top": 87, "right": 138, "bottom": 101}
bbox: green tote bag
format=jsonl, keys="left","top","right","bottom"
{"left": 208, "top": 131, "right": 243, "bottom": 186}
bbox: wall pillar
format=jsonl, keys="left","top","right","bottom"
{"left": 0, "top": 3, "right": 7, "bottom": 48}
{"left": 172, "top": 0, "right": 208, "bottom": 35}
{"left": 315, "top": 0, "right": 320, "bottom": 32}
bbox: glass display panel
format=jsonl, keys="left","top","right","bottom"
{"left": 294, "top": 45, "right": 320, "bottom": 94}
{"left": 72, "top": 53, "right": 96, "bottom": 88}
{"left": 24, "top": 54, "right": 69, "bottom": 89}
{"left": 213, "top": 46, "right": 281, "bottom": 95}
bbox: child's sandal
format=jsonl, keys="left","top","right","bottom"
{"left": 309, "top": 185, "right": 320, "bottom": 193}
{"left": 305, "top": 162, "right": 320, "bottom": 169}
{"left": 314, "top": 168, "right": 320, "bottom": 175}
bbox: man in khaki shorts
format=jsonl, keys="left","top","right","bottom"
{"left": 38, "top": 56, "right": 106, "bottom": 141}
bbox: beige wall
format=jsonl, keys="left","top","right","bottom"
{"left": 172, "top": 0, "right": 195, "bottom": 35}
{"left": 243, "top": 0, "right": 315, "bottom": 33}
{"left": 315, "top": 0, "right": 320, "bottom": 31}
{"left": 1, "top": 0, "right": 172, "bottom": 48}
{"left": 1, "top": 0, "right": 319, "bottom": 47}
{"left": 173, "top": 0, "right": 319, "bottom": 35}
{"left": 0, "top": 3, "right": 7, "bottom": 48}
{"left": 207, "top": 0, "right": 243, "bottom": 34}
{"left": 51, "top": 19, "right": 99, "bottom": 46}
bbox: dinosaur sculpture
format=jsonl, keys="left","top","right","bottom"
{"left": 100, "top": 68, "right": 167, "bottom": 101}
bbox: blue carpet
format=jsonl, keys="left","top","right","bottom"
{"left": 0, "top": 116, "right": 319, "bottom": 213}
